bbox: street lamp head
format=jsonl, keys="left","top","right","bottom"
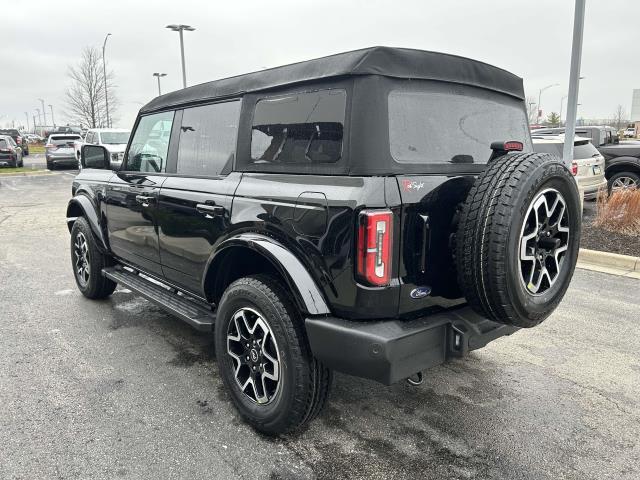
{"left": 166, "top": 24, "right": 195, "bottom": 31}
{"left": 152, "top": 72, "right": 168, "bottom": 77}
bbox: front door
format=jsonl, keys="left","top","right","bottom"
{"left": 156, "top": 100, "right": 242, "bottom": 295}
{"left": 105, "top": 110, "right": 175, "bottom": 276}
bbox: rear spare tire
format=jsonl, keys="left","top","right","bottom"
{"left": 456, "top": 152, "right": 580, "bottom": 328}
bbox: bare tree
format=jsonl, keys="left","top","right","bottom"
{"left": 612, "top": 104, "right": 627, "bottom": 130}
{"left": 65, "top": 47, "right": 117, "bottom": 128}
{"left": 526, "top": 95, "right": 537, "bottom": 124}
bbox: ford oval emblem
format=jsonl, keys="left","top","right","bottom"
{"left": 410, "top": 286, "right": 432, "bottom": 299}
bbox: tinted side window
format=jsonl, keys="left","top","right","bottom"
{"left": 126, "top": 111, "right": 174, "bottom": 173}
{"left": 176, "top": 100, "right": 241, "bottom": 176}
{"left": 250, "top": 89, "right": 346, "bottom": 165}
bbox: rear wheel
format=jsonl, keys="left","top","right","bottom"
{"left": 70, "top": 217, "right": 116, "bottom": 299}
{"left": 215, "top": 274, "right": 332, "bottom": 435}
{"left": 608, "top": 171, "right": 639, "bottom": 193}
{"left": 456, "top": 152, "right": 581, "bottom": 328}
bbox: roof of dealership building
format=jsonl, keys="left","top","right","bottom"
{"left": 141, "top": 46, "right": 525, "bottom": 114}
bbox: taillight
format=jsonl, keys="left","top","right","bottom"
{"left": 45, "top": 143, "right": 57, "bottom": 150}
{"left": 356, "top": 209, "right": 393, "bottom": 286}
{"left": 571, "top": 162, "right": 578, "bottom": 176}
{"left": 16, "top": 136, "right": 22, "bottom": 145}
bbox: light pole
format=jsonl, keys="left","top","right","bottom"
{"left": 153, "top": 73, "right": 167, "bottom": 96}
{"left": 24, "top": 112, "right": 29, "bottom": 132}
{"left": 35, "top": 108, "right": 41, "bottom": 126}
{"left": 562, "top": 0, "right": 586, "bottom": 166}
{"left": 528, "top": 101, "right": 536, "bottom": 124}
{"left": 102, "top": 33, "right": 112, "bottom": 128}
{"left": 536, "top": 84, "right": 560, "bottom": 125}
{"left": 49, "top": 104, "right": 56, "bottom": 128}
{"left": 166, "top": 24, "right": 195, "bottom": 88}
{"left": 32, "top": 115, "right": 37, "bottom": 134}
{"left": 560, "top": 95, "right": 568, "bottom": 126}
{"left": 38, "top": 98, "right": 47, "bottom": 126}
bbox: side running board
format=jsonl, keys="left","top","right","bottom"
{"left": 102, "top": 266, "right": 215, "bottom": 332}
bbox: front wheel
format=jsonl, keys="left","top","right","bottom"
{"left": 70, "top": 217, "right": 116, "bottom": 299}
{"left": 215, "top": 275, "right": 332, "bottom": 435}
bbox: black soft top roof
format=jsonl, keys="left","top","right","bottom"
{"left": 140, "top": 46, "right": 524, "bottom": 114}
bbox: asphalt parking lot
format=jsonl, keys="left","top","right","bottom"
{"left": 1, "top": 161, "right": 639, "bottom": 480}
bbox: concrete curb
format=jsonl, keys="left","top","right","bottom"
{"left": 577, "top": 248, "right": 640, "bottom": 279}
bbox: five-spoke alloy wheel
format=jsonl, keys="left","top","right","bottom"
{"left": 519, "top": 188, "right": 570, "bottom": 295}
{"left": 226, "top": 307, "right": 281, "bottom": 405}
{"left": 74, "top": 231, "right": 91, "bottom": 287}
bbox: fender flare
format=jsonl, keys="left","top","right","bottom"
{"left": 605, "top": 157, "right": 640, "bottom": 178}
{"left": 205, "top": 233, "right": 330, "bottom": 316}
{"left": 66, "top": 195, "right": 108, "bottom": 252}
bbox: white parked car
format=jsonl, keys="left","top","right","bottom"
{"left": 624, "top": 127, "right": 637, "bottom": 138}
{"left": 532, "top": 135, "right": 607, "bottom": 200}
{"left": 75, "top": 128, "right": 131, "bottom": 169}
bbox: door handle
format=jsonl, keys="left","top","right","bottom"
{"left": 196, "top": 203, "right": 225, "bottom": 217}
{"left": 135, "top": 195, "right": 155, "bottom": 207}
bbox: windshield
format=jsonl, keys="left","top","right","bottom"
{"left": 100, "top": 131, "right": 130, "bottom": 145}
{"left": 388, "top": 89, "right": 531, "bottom": 165}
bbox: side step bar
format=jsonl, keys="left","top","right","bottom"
{"left": 102, "top": 266, "right": 215, "bottom": 332}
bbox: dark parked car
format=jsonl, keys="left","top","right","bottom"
{"left": 67, "top": 47, "right": 581, "bottom": 434}
{"left": 0, "top": 134, "right": 23, "bottom": 167}
{"left": 45, "top": 134, "right": 82, "bottom": 169}
{"left": 0, "top": 128, "right": 29, "bottom": 155}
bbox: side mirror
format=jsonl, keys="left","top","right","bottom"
{"left": 81, "top": 144, "right": 109, "bottom": 169}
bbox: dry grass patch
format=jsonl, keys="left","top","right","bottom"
{"left": 594, "top": 188, "right": 640, "bottom": 236}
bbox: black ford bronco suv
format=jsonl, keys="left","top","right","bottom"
{"left": 67, "top": 47, "right": 581, "bottom": 434}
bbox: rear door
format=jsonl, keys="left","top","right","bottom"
{"left": 573, "top": 140, "right": 605, "bottom": 187}
{"left": 105, "top": 111, "right": 175, "bottom": 276}
{"left": 156, "top": 100, "right": 242, "bottom": 295}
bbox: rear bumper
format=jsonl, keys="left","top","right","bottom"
{"left": 47, "top": 155, "right": 78, "bottom": 166}
{"left": 581, "top": 179, "right": 607, "bottom": 200}
{"left": 305, "top": 307, "right": 519, "bottom": 385}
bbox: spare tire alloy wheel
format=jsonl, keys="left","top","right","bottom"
{"left": 226, "top": 307, "right": 281, "bottom": 404}
{"left": 519, "top": 188, "right": 570, "bottom": 295}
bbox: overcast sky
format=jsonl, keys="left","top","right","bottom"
{"left": 1, "top": 0, "right": 638, "bottom": 130}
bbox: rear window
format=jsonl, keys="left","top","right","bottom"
{"left": 100, "top": 131, "right": 130, "bottom": 145}
{"left": 0, "top": 138, "right": 9, "bottom": 149}
{"left": 389, "top": 90, "right": 531, "bottom": 164}
{"left": 574, "top": 141, "right": 599, "bottom": 159}
{"left": 250, "top": 89, "right": 346, "bottom": 165}
{"left": 50, "top": 135, "right": 80, "bottom": 146}
{"left": 533, "top": 142, "right": 562, "bottom": 156}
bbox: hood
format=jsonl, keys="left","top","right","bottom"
{"left": 103, "top": 144, "right": 127, "bottom": 154}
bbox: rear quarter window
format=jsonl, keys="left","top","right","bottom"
{"left": 249, "top": 89, "right": 346, "bottom": 166}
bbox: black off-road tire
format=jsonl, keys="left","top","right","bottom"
{"left": 70, "top": 216, "right": 117, "bottom": 299}
{"left": 215, "top": 274, "right": 332, "bottom": 435}
{"left": 456, "top": 152, "right": 581, "bottom": 328}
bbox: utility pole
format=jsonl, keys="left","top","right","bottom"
{"left": 166, "top": 24, "right": 195, "bottom": 88}
{"left": 153, "top": 72, "right": 167, "bottom": 96}
{"left": 103, "top": 33, "right": 112, "bottom": 128}
{"left": 537, "top": 84, "right": 559, "bottom": 125}
{"left": 49, "top": 105, "right": 56, "bottom": 128}
{"left": 562, "top": 0, "right": 586, "bottom": 167}
{"left": 38, "top": 98, "right": 47, "bottom": 126}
